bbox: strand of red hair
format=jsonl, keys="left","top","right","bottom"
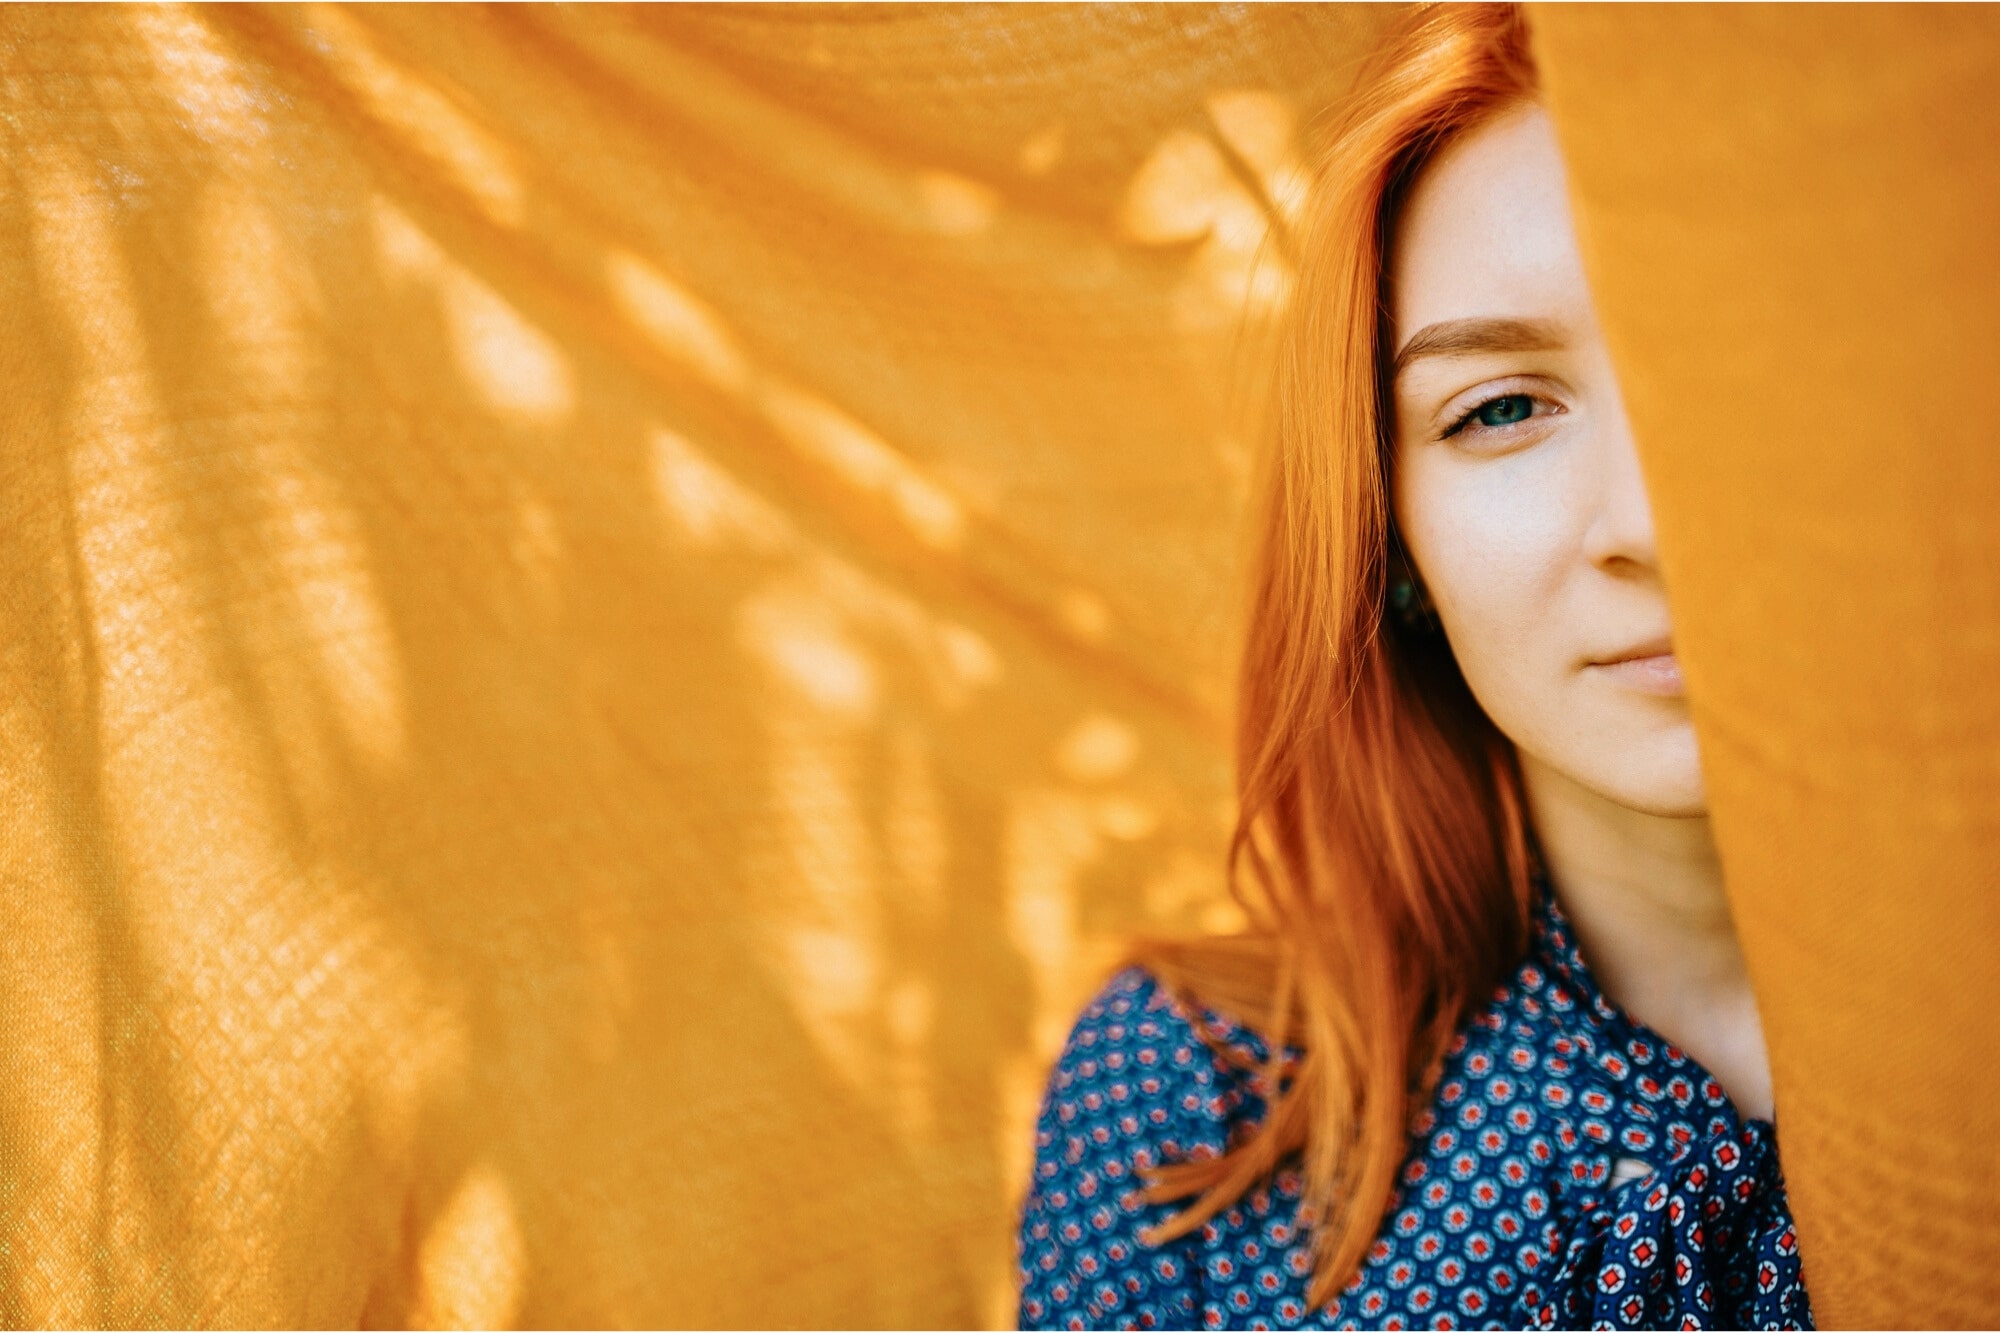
{"left": 1126, "top": 4, "right": 1542, "bottom": 1312}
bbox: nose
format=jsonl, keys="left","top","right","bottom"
{"left": 1578, "top": 370, "right": 1661, "bottom": 578}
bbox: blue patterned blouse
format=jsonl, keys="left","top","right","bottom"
{"left": 1016, "top": 878, "right": 1813, "bottom": 1330}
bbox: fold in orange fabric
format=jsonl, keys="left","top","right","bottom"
{"left": 1535, "top": 6, "right": 2000, "bottom": 1326}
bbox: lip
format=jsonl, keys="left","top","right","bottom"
{"left": 1592, "top": 636, "right": 1674, "bottom": 665}
{"left": 1586, "top": 648, "right": 1684, "bottom": 697}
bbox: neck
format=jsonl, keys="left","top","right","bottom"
{"left": 1518, "top": 752, "right": 1775, "bottom": 1121}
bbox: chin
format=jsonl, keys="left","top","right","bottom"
{"left": 1607, "top": 778, "right": 1707, "bottom": 820}
{"left": 1595, "top": 729, "right": 1708, "bottom": 817}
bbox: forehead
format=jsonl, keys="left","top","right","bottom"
{"left": 1388, "top": 103, "right": 1593, "bottom": 341}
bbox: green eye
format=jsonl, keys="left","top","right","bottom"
{"left": 1474, "top": 394, "right": 1534, "bottom": 427}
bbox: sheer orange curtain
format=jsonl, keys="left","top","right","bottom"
{"left": 0, "top": 5, "right": 1391, "bottom": 1326}
{"left": 1534, "top": 6, "right": 2000, "bottom": 1326}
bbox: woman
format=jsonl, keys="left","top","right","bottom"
{"left": 1016, "top": 6, "right": 1811, "bottom": 1329}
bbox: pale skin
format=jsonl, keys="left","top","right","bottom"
{"left": 1386, "top": 104, "right": 1776, "bottom": 1122}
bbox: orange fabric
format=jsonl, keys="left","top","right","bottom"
{"left": 0, "top": 4, "right": 1395, "bottom": 1326}
{"left": 6, "top": 4, "right": 1996, "bottom": 1328}
{"left": 1534, "top": 6, "right": 2000, "bottom": 1327}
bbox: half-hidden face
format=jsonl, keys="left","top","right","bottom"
{"left": 1387, "top": 102, "right": 1703, "bottom": 817}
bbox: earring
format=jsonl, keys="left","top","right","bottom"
{"left": 1389, "top": 575, "right": 1439, "bottom": 632}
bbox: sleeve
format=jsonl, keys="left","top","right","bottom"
{"left": 1520, "top": 1113, "right": 1813, "bottom": 1330}
{"left": 1015, "top": 966, "right": 1229, "bottom": 1331}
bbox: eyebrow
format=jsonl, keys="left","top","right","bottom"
{"left": 1391, "top": 316, "right": 1566, "bottom": 378}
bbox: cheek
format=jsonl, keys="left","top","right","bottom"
{"left": 1399, "top": 449, "right": 1575, "bottom": 683}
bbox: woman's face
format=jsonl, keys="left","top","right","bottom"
{"left": 1388, "top": 103, "right": 1701, "bottom": 818}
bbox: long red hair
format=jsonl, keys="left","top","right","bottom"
{"left": 1129, "top": 3, "right": 1542, "bottom": 1312}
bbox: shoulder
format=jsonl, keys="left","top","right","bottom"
{"left": 1016, "top": 965, "right": 1285, "bottom": 1329}
{"left": 1037, "top": 965, "right": 1283, "bottom": 1155}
